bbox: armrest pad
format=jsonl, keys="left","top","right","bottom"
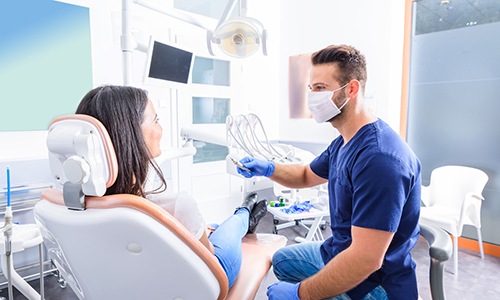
{"left": 420, "top": 223, "right": 452, "bottom": 262}
{"left": 227, "top": 233, "right": 287, "bottom": 300}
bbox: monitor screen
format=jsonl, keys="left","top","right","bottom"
{"left": 145, "top": 38, "right": 194, "bottom": 85}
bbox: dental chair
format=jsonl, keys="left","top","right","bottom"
{"left": 34, "top": 114, "right": 287, "bottom": 300}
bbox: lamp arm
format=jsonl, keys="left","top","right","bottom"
{"left": 207, "top": 31, "right": 215, "bottom": 56}
{"left": 239, "top": 0, "right": 248, "bottom": 17}
{"left": 261, "top": 29, "right": 268, "bottom": 55}
{"left": 122, "top": 0, "right": 134, "bottom": 86}
{"left": 216, "top": 0, "right": 239, "bottom": 29}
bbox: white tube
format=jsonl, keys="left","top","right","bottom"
{"left": 180, "top": 126, "right": 227, "bottom": 147}
{"left": 156, "top": 145, "right": 197, "bottom": 162}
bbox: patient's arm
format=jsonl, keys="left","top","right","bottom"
{"left": 200, "top": 230, "right": 215, "bottom": 254}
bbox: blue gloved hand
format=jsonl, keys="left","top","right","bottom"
{"left": 267, "top": 282, "right": 300, "bottom": 300}
{"left": 236, "top": 157, "right": 275, "bottom": 178}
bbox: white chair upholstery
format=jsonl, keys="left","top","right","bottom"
{"left": 35, "top": 115, "right": 287, "bottom": 300}
{"left": 419, "top": 165, "right": 488, "bottom": 276}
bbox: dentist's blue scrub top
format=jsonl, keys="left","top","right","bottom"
{"left": 310, "top": 119, "right": 421, "bottom": 300}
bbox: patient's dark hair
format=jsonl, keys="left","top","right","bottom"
{"left": 311, "top": 44, "right": 367, "bottom": 89}
{"left": 76, "top": 85, "right": 166, "bottom": 197}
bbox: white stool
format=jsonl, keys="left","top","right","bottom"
{"left": 0, "top": 223, "right": 44, "bottom": 300}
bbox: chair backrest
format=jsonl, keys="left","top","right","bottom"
{"left": 426, "top": 165, "right": 488, "bottom": 212}
{"left": 419, "top": 222, "right": 453, "bottom": 300}
{"left": 35, "top": 115, "right": 229, "bottom": 299}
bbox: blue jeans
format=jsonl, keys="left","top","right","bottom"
{"left": 272, "top": 242, "right": 388, "bottom": 300}
{"left": 209, "top": 208, "right": 249, "bottom": 288}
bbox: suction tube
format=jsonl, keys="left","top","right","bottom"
{"left": 4, "top": 166, "right": 14, "bottom": 299}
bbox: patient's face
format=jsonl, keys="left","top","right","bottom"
{"left": 141, "top": 99, "right": 162, "bottom": 158}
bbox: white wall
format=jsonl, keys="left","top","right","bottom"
{"left": 243, "top": 0, "right": 406, "bottom": 144}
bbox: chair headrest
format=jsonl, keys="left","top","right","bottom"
{"left": 46, "top": 114, "right": 118, "bottom": 209}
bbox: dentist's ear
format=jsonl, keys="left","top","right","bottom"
{"left": 348, "top": 80, "right": 361, "bottom": 98}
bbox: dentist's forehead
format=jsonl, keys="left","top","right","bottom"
{"left": 309, "top": 64, "right": 340, "bottom": 86}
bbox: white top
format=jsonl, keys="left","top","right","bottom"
{"left": 147, "top": 191, "right": 206, "bottom": 239}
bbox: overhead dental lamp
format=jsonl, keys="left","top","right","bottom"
{"left": 207, "top": 16, "right": 267, "bottom": 58}
{"left": 131, "top": 0, "right": 267, "bottom": 59}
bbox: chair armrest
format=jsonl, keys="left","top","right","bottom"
{"left": 421, "top": 185, "right": 431, "bottom": 207}
{"left": 420, "top": 223, "right": 452, "bottom": 262}
{"left": 420, "top": 222, "right": 453, "bottom": 300}
{"left": 467, "top": 193, "right": 484, "bottom": 201}
{"left": 459, "top": 192, "right": 484, "bottom": 228}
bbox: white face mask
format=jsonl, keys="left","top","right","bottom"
{"left": 307, "top": 83, "right": 350, "bottom": 123}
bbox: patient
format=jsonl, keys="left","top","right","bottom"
{"left": 75, "top": 85, "right": 267, "bottom": 288}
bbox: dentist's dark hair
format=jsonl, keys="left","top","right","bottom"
{"left": 311, "top": 44, "right": 367, "bottom": 90}
{"left": 76, "top": 85, "right": 166, "bottom": 197}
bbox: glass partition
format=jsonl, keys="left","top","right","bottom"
{"left": 192, "top": 56, "right": 230, "bottom": 86}
{"left": 193, "top": 140, "right": 228, "bottom": 164}
{"left": 190, "top": 56, "right": 231, "bottom": 163}
{"left": 406, "top": 0, "right": 500, "bottom": 245}
{"left": 192, "top": 97, "right": 230, "bottom": 124}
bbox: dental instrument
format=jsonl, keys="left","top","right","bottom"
{"left": 229, "top": 157, "right": 251, "bottom": 172}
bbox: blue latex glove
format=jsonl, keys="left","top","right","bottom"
{"left": 267, "top": 282, "right": 300, "bottom": 300}
{"left": 236, "top": 157, "right": 275, "bottom": 178}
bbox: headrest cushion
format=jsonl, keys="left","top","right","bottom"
{"left": 46, "top": 114, "right": 118, "bottom": 196}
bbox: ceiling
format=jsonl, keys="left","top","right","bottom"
{"left": 414, "top": 0, "right": 500, "bottom": 34}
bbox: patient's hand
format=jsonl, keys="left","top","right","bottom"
{"left": 205, "top": 225, "right": 216, "bottom": 237}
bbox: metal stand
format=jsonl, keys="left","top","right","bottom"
{"left": 0, "top": 224, "right": 45, "bottom": 300}
{"left": 269, "top": 206, "right": 329, "bottom": 243}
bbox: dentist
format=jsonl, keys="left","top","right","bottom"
{"left": 238, "top": 44, "right": 421, "bottom": 300}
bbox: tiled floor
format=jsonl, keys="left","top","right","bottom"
{"left": 1, "top": 212, "right": 499, "bottom": 300}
